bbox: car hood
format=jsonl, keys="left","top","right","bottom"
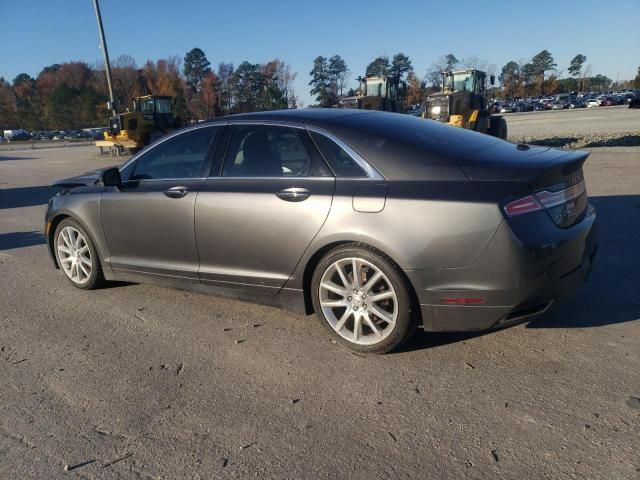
{"left": 51, "top": 166, "right": 116, "bottom": 188}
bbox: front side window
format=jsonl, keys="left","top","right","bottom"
{"left": 222, "top": 125, "right": 312, "bottom": 177}
{"left": 131, "top": 126, "right": 219, "bottom": 180}
{"left": 310, "top": 131, "right": 367, "bottom": 178}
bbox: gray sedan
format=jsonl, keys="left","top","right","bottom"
{"left": 45, "top": 110, "right": 597, "bottom": 353}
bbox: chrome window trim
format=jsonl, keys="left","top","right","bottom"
{"left": 121, "top": 177, "right": 208, "bottom": 184}
{"left": 120, "top": 118, "right": 384, "bottom": 181}
{"left": 204, "top": 176, "right": 336, "bottom": 181}
{"left": 122, "top": 176, "right": 336, "bottom": 183}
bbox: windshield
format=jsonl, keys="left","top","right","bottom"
{"left": 138, "top": 98, "right": 172, "bottom": 114}
{"left": 139, "top": 98, "right": 155, "bottom": 113}
{"left": 365, "top": 79, "right": 385, "bottom": 97}
{"left": 444, "top": 73, "right": 473, "bottom": 92}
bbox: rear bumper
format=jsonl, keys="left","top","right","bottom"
{"left": 407, "top": 204, "right": 598, "bottom": 332}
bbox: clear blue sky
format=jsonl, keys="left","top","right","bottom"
{"left": 1, "top": 0, "right": 638, "bottom": 105}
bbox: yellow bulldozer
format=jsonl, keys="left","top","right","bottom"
{"left": 423, "top": 69, "right": 507, "bottom": 139}
{"left": 339, "top": 76, "right": 405, "bottom": 112}
{"left": 96, "top": 95, "right": 179, "bottom": 155}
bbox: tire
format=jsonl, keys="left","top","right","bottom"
{"left": 54, "top": 218, "right": 105, "bottom": 290}
{"left": 489, "top": 116, "right": 508, "bottom": 140}
{"left": 311, "top": 244, "right": 417, "bottom": 354}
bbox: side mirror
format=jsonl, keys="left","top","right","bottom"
{"left": 101, "top": 167, "right": 122, "bottom": 187}
{"left": 490, "top": 75, "right": 496, "bottom": 86}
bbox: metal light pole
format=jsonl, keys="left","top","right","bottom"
{"left": 92, "top": 0, "right": 117, "bottom": 117}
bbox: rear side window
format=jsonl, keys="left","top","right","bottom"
{"left": 132, "top": 126, "right": 219, "bottom": 180}
{"left": 222, "top": 125, "right": 326, "bottom": 177}
{"left": 310, "top": 131, "right": 367, "bottom": 178}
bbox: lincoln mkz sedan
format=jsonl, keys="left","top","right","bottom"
{"left": 45, "top": 110, "right": 597, "bottom": 353}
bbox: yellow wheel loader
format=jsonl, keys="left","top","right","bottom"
{"left": 423, "top": 69, "right": 507, "bottom": 139}
{"left": 339, "top": 76, "right": 405, "bottom": 112}
{"left": 96, "top": 95, "right": 179, "bottom": 156}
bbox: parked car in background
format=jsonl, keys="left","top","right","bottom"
{"left": 587, "top": 98, "right": 601, "bottom": 107}
{"left": 45, "top": 109, "right": 598, "bottom": 353}
{"left": 8, "top": 131, "right": 32, "bottom": 141}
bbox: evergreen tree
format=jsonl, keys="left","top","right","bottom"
{"left": 183, "top": 48, "right": 211, "bottom": 93}
{"left": 365, "top": 56, "right": 390, "bottom": 77}
{"left": 390, "top": 53, "right": 412, "bottom": 81}
{"left": 530, "top": 50, "right": 557, "bottom": 95}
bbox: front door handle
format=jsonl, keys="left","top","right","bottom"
{"left": 164, "top": 186, "right": 189, "bottom": 198}
{"left": 275, "top": 187, "right": 311, "bottom": 202}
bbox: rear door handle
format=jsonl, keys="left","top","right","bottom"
{"left": 164, "top": 186, "right": 189, "bottom": 198}
{"left": 275, "top": 187, "right": 311, "bottom": 202}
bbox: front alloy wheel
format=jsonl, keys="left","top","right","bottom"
{"left": 54, "top": 218, "right": 104, "bottom": 290}
{"left": 57, "top": 226, "right": 92, "bottom": 284}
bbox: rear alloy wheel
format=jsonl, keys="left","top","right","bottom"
{"left": 54, "top": 219, "right": 104, "bottom": 290}
{"left": 312, "top": 245, "right": 416, "bottom": 354}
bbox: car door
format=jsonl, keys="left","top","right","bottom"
{"left": 195, "top": 123, "right": 335, "bottom": 290}
{"left": 100, "top": 125, "right": 222, "bottom": 278}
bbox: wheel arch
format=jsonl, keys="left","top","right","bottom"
{"left": 47, "top": 213, "right": 71, "bottom": 268}
{"left": 300, "top": 240, "right": 421, "bottom": 321}
{"left": 47, "top": 212, "right": 105, "bottom": 269}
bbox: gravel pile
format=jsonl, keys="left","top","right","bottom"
{"left": 509, "top": 131, "right": 640, "bottom": 149}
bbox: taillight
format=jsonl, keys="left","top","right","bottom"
{"left": 535, "top": 181, "right": 586, "bottom": 208}
{"left": 504, "top": 195, "right": 541, "bottom": 216}
{"left": 504, "top": 180, "right": 587, "bottom": 220}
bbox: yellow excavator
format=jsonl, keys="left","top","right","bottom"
{"left": 339, "top": 76, "right": 404, "bottom": 112}
{"left": 96, "top": 95, "right": 179, "bottom": 155}
{"left": 423, "top": 69, "right": 507, "bottom": 139}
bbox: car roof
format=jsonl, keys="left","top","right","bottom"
{"left": 206, "top": 108, "right": 368, "bottom": 126}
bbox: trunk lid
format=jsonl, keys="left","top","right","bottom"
{"left": 460, "top": 142, "right": 591, "bottom": 229}
{"left": 458, "top": 142, "right": 589, "bottom": 186}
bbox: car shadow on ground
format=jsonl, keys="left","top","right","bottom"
{"left": 398, "top": 194, "right": 640, "bottom": 352}
{"left": 528, "top": 194, "right": 640, "bottom": 329}
{"left": 0, "top": 231, "right": 46, "bottom": 251}
{"left": 0, "top": 155, "right": 38, "bottom": 161}
{"left": 0, "top": 186, "right": 59, "bottom": 209}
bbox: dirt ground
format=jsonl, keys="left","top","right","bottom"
{"left": 1, "top": 146, "right": 638, "bottom": 479}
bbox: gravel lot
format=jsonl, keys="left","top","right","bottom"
{"left": 1, "top": 146, "right": 639, "bottom": 479}
{"left": 506, "top": 105, "right": 640, "bottom": 138}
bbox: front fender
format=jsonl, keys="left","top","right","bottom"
{"left": 45, "top": 190, "right": 110, "bottom": 271}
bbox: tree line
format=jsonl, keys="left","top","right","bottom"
{"left": 0, "top": 48, "right": 298, "bottom": 130}
{"left": 1, "top": 47, "right": 638, "bottom": 130}
{"left": 498, "top": 51, "right": 618, "bottom": 99}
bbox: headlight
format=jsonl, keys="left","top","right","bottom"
{"left": 431, "top": 106, "right": 441, "bottom": 115}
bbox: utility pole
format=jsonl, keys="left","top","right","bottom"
{"left": 92, "top": 0, "right": 117, "bottom": 117}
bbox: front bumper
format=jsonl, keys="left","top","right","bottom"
{"left": 406, "top": 204, "right": 598, "bottom": 332}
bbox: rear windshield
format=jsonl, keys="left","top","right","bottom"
{"left": 337, "top": 112, "right": 501, "bottom": 159}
